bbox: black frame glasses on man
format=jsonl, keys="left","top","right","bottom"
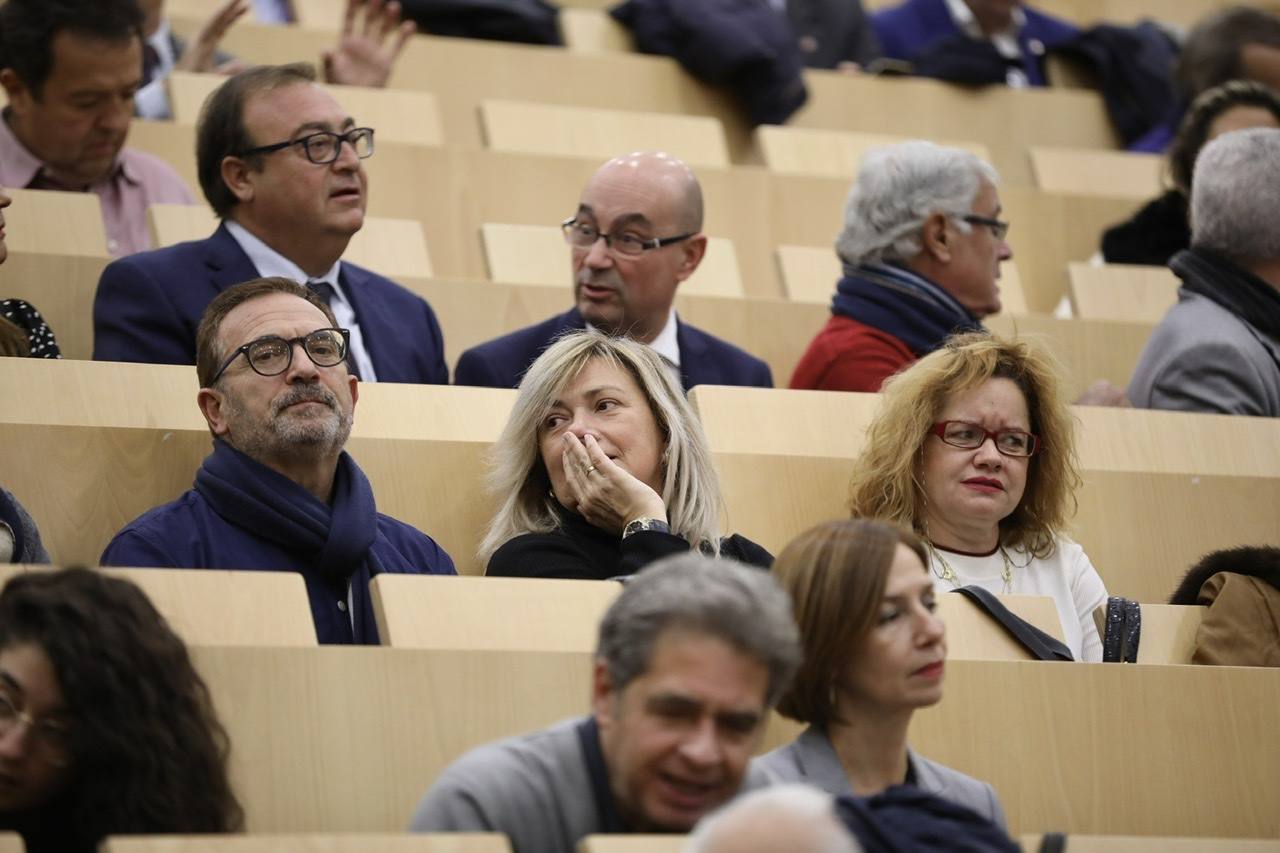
{"left": 210, "top": 328, "right": 352, "bottom": 385}
{"left": 961, "top": 214, "right": 1010, "bottom": 242}
{"left": 930, "top": 420, "right": 1039, "bottom": 457}
{"left": 237, "top": 127, "right": 375, "bottom": 165}
{"left": 561, "top": 217, "right": 695, "bottom": 257}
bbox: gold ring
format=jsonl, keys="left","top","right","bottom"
{"left": 584, "top": 465, "right": 597, "bottom": 475}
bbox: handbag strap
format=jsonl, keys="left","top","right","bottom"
{"left": 1102, "top": 596, "right": 1143, "bottom": 663}
{"left": 1039, "top": 832, "right": 1068, "bottom": 853}
{"left": 950, "top": 586, "right": 1075, "bottom": 661}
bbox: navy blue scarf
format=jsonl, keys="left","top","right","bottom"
{"left": 832, "top": 262, "right": 984, "bottom": 356}
{"left": 194, "top": 439, "right": 380, "bottom": 588}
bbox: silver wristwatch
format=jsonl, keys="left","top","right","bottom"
{"left": 622, "top": 517, "right": 671, "bottom": 539}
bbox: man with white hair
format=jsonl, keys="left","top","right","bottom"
{"left": 686, "top": 785, "right": 862, "bottom": 853}
{"left": 790, "top": 140, "right": 1012, "bottom": 392}
{"left": 1128, "top": 127, "right": 1280, "bottom": 416}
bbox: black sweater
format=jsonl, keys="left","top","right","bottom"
{"left": 486, "top": 508, "right": 772, "bottom": 580}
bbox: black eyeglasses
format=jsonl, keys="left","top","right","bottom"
{"left": 0, "top": 690, "right": 73, "bottom": 767}
{"left": 237, "top": 127, "right": 375, "bottom": 165}
{"left": 561, "top": 217, "right": 695, "bottom": 257}
{"left": 961, "top": 214, "right": 1010, "bottom": 242}
{"left": 930, "top": 420, "right": 1039, "bottom": 457}
{"left": 210, "top": 328, "right": 351, "bottom": 385}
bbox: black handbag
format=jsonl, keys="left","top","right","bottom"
{"left": 1100, "top": 596, "right": 1142, "bottom": 663}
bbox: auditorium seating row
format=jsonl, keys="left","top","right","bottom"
{"left": 4, "top": 359, "right": 1277, "bottom": 597}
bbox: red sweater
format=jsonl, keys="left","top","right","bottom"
{"left": 789, "top": 314, "right": 916, "bottom": 392}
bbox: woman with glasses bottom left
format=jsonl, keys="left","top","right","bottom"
{"left": 0, "top": 568, "right": 243, "bottom": 852}
{"left": 847, "top": 332, "right": 1108, "bottom": 661}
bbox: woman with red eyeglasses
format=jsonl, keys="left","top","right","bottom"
{"left": 848, "top": 332, "right": 1106, "bottom": 660}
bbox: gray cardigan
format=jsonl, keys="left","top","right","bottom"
{"left": 752, "top": 725, "right": 1006, "bottom": 829}
{"left": 1127, "top": 289, "right": 1280, "bottom": 416}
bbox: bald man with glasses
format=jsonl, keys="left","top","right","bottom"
{"left": 92, "top": 62, "right": 448, "bottom": 385}
{"left": 453, "top": 151, "right": 773, "bottom": 392}
{"left": 101, "top": 277, "right": 456, "bottom": 645}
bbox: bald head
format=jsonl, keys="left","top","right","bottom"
{"left": 686, "top": 786, "right": 862, "bottom": 853}
{"left": 587, "top": 151, "right": 704, "bottom": 234}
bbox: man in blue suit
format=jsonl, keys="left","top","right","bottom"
{"left": 92, "top": 62, "right": 447, "bottom": 384}
{"left": 454, "top": 152, "right": 772, "bottom": 391}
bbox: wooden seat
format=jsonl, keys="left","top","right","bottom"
{"left": 478, "top": 99, "right": 731, "bottom": 168}
{"left": 0, "top": 832, "right": 21, "bottom": 853}
{"left": 189, "top": 646, "right": 1280, "bottom": 837}
{"left": 0, "top": 250, "right": 107, "bottom": 360}
{"left": 0, "top": 565, "right": 316, "bottom": 646}
{"left": 371, "top": 575, "right": 622, "bottom": 651}
{"left": 103, "top": 835, "right": 512, "bottom": 853}
{"left": 3, "top": 188, "right": 109, "bottom": 257}
{"left": 1030, "top": 147, "right": 1163, "bottom": 200}
{"left": 479, "top": 223, "right": 744, "bottom": 298}
{"left": 774, "top": 243, "right": 1030, "bottom": 315}
{"left": 561, "top": 8, "right": 636, "bottom": 53}
{"left": 148, "top": 204, "right": 435, "bottom": 278}
{"left": 369, "top": 574, "right": 1062, "bottom": 659}
{"left": 0, "top": 362, "right": 515, "bottom": 573}
{"left": 689, "top": 385, "right": 1280, "bottom": 602}
{"left": 1069, "top": 262, "right": 1179, "bottom": 324}
{"left": 166, "top": 71, "right": 445, "bottom": 147}
{"left": 756, "top": 125, "right": 991, "bottom": 179}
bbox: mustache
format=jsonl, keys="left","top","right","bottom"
{"left": 576, "top": 269, "right": 623, "bottom": 289}
{"left": 271, "top": 384, "right": 338, "bottom": 415}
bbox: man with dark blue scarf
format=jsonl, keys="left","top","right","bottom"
{"left": 790, "top": 140, "right": 1010, "bottom": 393}
{"left": 102, "top": 277, "right": 456, "bottom": 643}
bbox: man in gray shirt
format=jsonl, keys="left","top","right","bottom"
{"left": 409, "top": 554, "right": 802, "bottom": 853}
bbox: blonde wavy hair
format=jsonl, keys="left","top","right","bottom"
{"left": 479, "top": 331, "right": 724, "bottom": 565}
{"left": 847, "top": 332, "right": 1081, "bottom": 558}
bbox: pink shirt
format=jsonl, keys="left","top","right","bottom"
{"left": 0, "top": 114, "right": 194, "bottom": 257}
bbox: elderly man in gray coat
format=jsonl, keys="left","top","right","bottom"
{"left": 1128, "top": 127, "right": 1280, "bottom": 416}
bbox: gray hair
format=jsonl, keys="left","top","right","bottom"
{"left": 686, "top": 785, "right": 861, "bottom": 853}
{"left": 479, "top": 331, "right": 724, "bottom": 564}
{"left": 835, "top": 140, "right": 999, "bottom": 268}
{"left": 1190, "top": 127, "right": 1280, "bottom": 265}
{"left": 596, "top": 554, "right": 801, "bottom": 707}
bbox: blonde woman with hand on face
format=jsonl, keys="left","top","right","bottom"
{"left": 755, "top": 519, "right": 1006, "bottom": 827}
{"left": 848, "top": 332, "right": 1107, "bottom": 660}
{"left": 481, "top": 331, "right": 772, "bottom": 579}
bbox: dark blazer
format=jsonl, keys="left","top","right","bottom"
{"left": 754, "top": 725, "right": 1007, "bottom": 829}
{"left": 871, "top": 0, "right": 1078, "bottom": 86}
{"left": 785, "top": 0, "right": 881, "bottom": 70}
{"left": 92, "top": 223, "right": 449, "bottom": 384}
{"left": 453, "top": 308, "right": 772, "bottom": 391}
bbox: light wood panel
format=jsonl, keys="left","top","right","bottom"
{"left": 0, "top": 370, "right": 514, "bottom": 573}
{"left": 4, "top": 188, "right": 108, "bottom": 257}
{"left": 561, "top": 7, "right": 636, "bottom": 53}
{"left": 1069, "top": 262, "right": 1179, "bottom": 324}
{"left": 104, "top": 835, "right": 512, "bottom": 853}
{"left": 774, "top": 243, "right": 1029, "bottom": 315}
{"left": 0, "top": 832, "right": 21, "bottom": 853}
{"left": 479, "top": 99, "right": 731, "bottom": 168}
{"left": 942, "top": 593, "right": 1066, "bottom": 659}
{"left": 0, "top": 565, "right": 316, "bottom": 646}
{"left": 147, "top": 204, "right": 434, "bottom": 278}
{"left": 479, "top": 223, "right": 744, "bottom": 298}
{"left": 166, "top": 71, "right": 445, "bottom": 147}
{"left": 372, "top": 575, "right": 622, "bottom": 651}
{"left": 1135, "top": 604, "right": 1204, "bottom": 665}
{"left": 756, "top": 125, "right": 991, "bottom": 179}
{"left": 190, "top": 646, "right": 1280, "bottom": 837}
{"left": 1031, "top": 147, "right": 1163, "bottom": 200}
{"left": 0, "top": 250, "right": 107, "bottom": 360}
{"left": 984, "top": 313, "right": 1151, "bottom": 395}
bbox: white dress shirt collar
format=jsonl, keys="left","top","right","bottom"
{"left": 585, "top": 307, "right": 681, "bottom": 369}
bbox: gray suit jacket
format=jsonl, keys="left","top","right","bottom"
{"left": 1127, "top": 289, "right": 1280, "bottom": 416}
{"left": 752, "top": 725, "right": 1006, "bottom": 828}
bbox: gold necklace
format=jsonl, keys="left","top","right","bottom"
{"left": 927, "top": 541, "right": 1014, "bottom": 593}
